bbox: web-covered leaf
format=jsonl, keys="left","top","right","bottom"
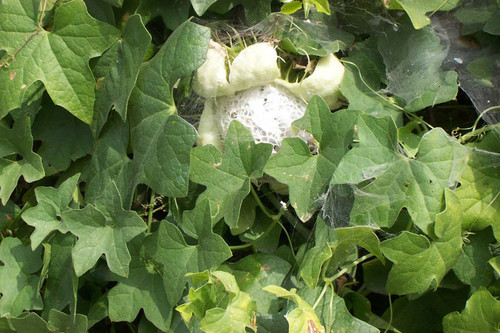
{"left": 265, "top": 98, "right": 357, "bottom": 222}
{"left": 332, "top": 114, "right": 468, "bottom": 233}
{"left": 22, "top": 174, "right": 80, "bottom": 249}
{"left": 0, "top": 117, "right": 44, "bottom": 204}
{"left": 189, "top": 121, "right": 272, "bottom": 228}
{"left": 0, "top": 237, "right": 43, "bottom": 317}
{"left": 380, "top": 190, "right": 463, "bottom": 295}
{"left": 377, "top": 17, "right": 458, "bottom": 111}
{"left": 386, "top": 0, "right": 460, "bottom": 29}
{"left": 62, "top": 182, "right": 146, "bottom": 277}
{"left": 0, "top": 0, "right": 120, "bottom": 123}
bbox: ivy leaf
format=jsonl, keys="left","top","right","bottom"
{"left": 263, "top": 285, "right": 324, "bottom": 333}
{"left": 265, "top": 98, "right": 357, "bottom": 222}
{"left": 190, "top": 0, "right": 218, "bottom": 16}
{"left": 46, "top": 310, "right": 88, "bottom": 333}
{"left": 455, "top": 133, "right": 500, "bottom": 241}
{"left": 127, "top": 20, "right": 210, "bottom": 198}
{"left": 380, "top": 190, "right": 463, "bottom": 295}
{"left": 31, "top": 105, "right": 94, "bottom": 171}
{"left": 108, "top": 235, "right": 172, "bottom": 331}
{"left": 8, "top": 313, "right": 49, "bottom": 332}
{"left": 218, "top": 254, "right": 292, "bottom": 313}
{"left": 148, "top": 201, "right": 231, "bottom": 305}
{"left": 377, "top": 17, "right": 458, "bottom": 111}
{"left": 22, "top": 174, "right": 80, "bottom": 249}
{"left": 41, "top": 233, "right": 77, "bottom": 316}
{"left": 92, "top": 14, "right": 151, "bottom": 136}
{"left": 190, "top": 121, "right": 272, "bottom": 227}
{"left": 299, "top": 286, "right": 379, "bottom": 333}
{"left": 0, "top": 117, "right": 44, "bottom": 204}
{"left": 62, "top": 182, "right": 146, "bottom": 277}
{"left": 177, "top": 271, "right": 257, "bottom": 333}
{"left": 84, "top": 113, "right": 130, "bottom": 206}
{"left": 386, "top": 0, "right": 460, "bottom": 29}
{"left": 0, "top": 237, "right": 43, "bottom": 317}
{"left": 131, "top": 115, "right": 197, "bottom": 198}
{"left": 136, "top": 0, "right": 191, "bottom": 30}
{"left": 0, "top": 0, "right": 120, "bottom": 123}
{"left": 128, "top": 20, "right": 210, "bottom": 130}
{"left": 332, "top": 114, "right": 468, "bottom": 233}
{"left": 442, "top": 287, "right": 500, "bottom": 332}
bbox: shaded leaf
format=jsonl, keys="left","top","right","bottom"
{"left": 0, "top": 117, "right": 44, "bottom": 204}
{"left": 0, "top": 237, "right": 42, "bottom": 317}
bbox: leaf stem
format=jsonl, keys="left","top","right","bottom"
{"left": 229, "top": 208, "right": 284, "bottom": 250}
{"left": 324, "top": 253, "right": 374, "bottom": 284}
{"left": 250, "top": 185, "right": 277, "bottom": 219}
{"left": 147, "top": 190, "right": 156, "bottom": 233}
{"left": 312, "top": 280, "right": 332, "bottom": 310}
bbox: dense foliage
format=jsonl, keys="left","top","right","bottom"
{"left": 0, "top": 0, "right": 499, "bottom": 332}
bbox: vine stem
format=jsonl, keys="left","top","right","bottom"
{"left": 312, "top": 253, "right": 375, "bottom": 309}
{"left": 229, "top": 186, "right": 285, "bottom": 250}
{"left": 146, "top": 190, "right": 156, "bottom": 233}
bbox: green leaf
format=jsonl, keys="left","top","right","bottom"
{"left": 41, "top": 233, "right": 77, "bottom": 316}
{"left": 455, "top": 134, "right": 500, "bottom": 241}
{"left": 311, "top": 0, "right": 330, "bottom": 15}
{"left": 218, "top": 254, "right": 291, "bottom": 313}
{"left": 0, "top": 237, "right": 42, "bottom": 317}
{"left": 148, "top": 201, "right": 231, "bottom": 305}
{"left": 0, "top": 117, "right": 44, "bottom": 204}
{"left": 136, "top": 0, "right": 191, "bottom": 30}
{"left": 46, "top": 310, "right": 88, "bottom": 333}
{"left": 32, "top": 105, "right": 94, "bottom": 171}
{"left": 384, "top": 287, "right": 469, "bottom": 333}
{"left": 443, "top": 287, "right": 500, "bottom": 333}
{"left": 272, "top": 13, "right": 354, "bottom": 55}
{"left": 299, "top": 286, "right": 379, "bottom": 333}
{"left": 190, "top": 0, "right": 218, "bottom": 15}
{"left": 92, "top": 14, "right": 151, "bottom": 136}
{"left": 380, "top": 190, "right": 463, "bottom": 295}
{"left": 128, "top": 20, "right": 210, "bottom": 130}
{"left": 0, "top": 201, "right": 20, "bottom": 232}
{"left": 0, "top": 0, "right": 120, "bottom": 123}
{"left": 62, "top": 182, "right": 146, "bottom": 277}
{"left": 263, "top": 285, "right": 324, "bottom": 333}
{"left": 108, "top": 235, "right": 173, "bottom": 331}
{"left": 281, "top": 1, "right": 302, "bottom": 15}
{"left": 190, "top": 121, "right": 272, "bottom": 227}
{"left": 452, "top": 228, "right": 494, "bottom": 290}
{"left": 84, "top": 113, "right": 130, "bottom": 206}
{"left": 265, "top": 99, "right": 357, "bottom": 222}
{"left": 377, "top": 18, "right": 458, "bottom": 111}
{"left": 9, "top": 313, "right": 49, "bottom": 332}
{"left": 22, "top": 174, "right": 80, "bottom": 249}
{"left": 332, "top": 114, "right": 468, "bottom": 233}
{"left": 131, "top": 114, "right": 197, "bottom": 198}
{"left": 387, "top": 0, "right": 460, "bottom": 29}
